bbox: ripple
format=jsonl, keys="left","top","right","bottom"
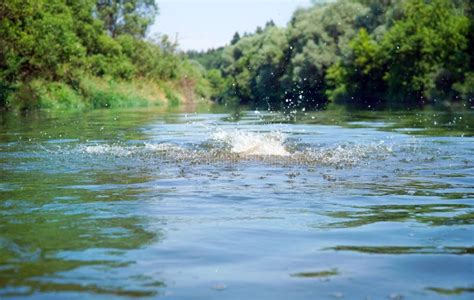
{"left": 68, "top": 130, "right": 394, "bottom": 169}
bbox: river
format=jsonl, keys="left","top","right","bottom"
{"left": 0, "top": 106, "right": 473, "bottom": 299}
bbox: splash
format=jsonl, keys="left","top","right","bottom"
{"left": 67, "top": 129, "right": 393, "bottom": 169}
{"left": 79, "top": 145, "right": 133, "bottom": 156}
{"left": 211, "top": 129, "right": 290, "bottom": 156}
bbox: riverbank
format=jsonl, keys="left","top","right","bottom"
{"left": 0, "top": 1, "right": 214, "bottom": 112}
{"left": 2, "top": 75, "right": 211, "bottom": 112}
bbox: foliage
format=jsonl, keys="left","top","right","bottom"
{"left": 0, "top": 1, "right": 86, "bottom": 83}
{"left": 79, "top": 76, "right": 153, "bottom": 108}
{"left": 2, "top": 0, "right": 472, "bottom": 110}
{"left": 162, "top": 84, "right": 181, "bottom": 107}
{"left": 453, "top": 72, "right": 474, "bottom": 106}
{"left": 330, "top": 0, "right": 471, "bottom": 108}
{"left": 201, "top": 69, "right": 227, "bottom": 103}
{"left": 0, "top": 0, "right": 205, "bottom": 110}
{"left": 95, "top": 0, "right": 158, "bottom": 38}
{"left": 380, "top": 0, "right": 470, "bottom": 105}
{"left": 224, "top": 26, "right": 288, "bottom": 108}
{"left": 192, "top": 0, "right": 473, "bottom": 110}
{"left": 281, "top": 1, "right": 369, "bottom": 109}
{"left": 187, "top": 47, "right": 227, "bottom": 70}
{"left": 7, "top": 80, "right": 85, "bottom": 111}
{"left": 325, "top": 28, "right": 386, "bottom": 108}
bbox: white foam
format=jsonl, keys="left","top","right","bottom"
{"left": 79, "top": 145, "right": 132, "bottom": 156}
{"left": 212, "top": 129, "right": 290, "bottom": 156}
{"left": 70, "top": 130, "right": 394, "bottom": 168}
{"left": 144, "top": 143, "right": 183, "bottom": 152}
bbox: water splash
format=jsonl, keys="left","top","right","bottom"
{"left": 211, "top": 129, "right": 290, "bottom": 156}
{"left": 79, "top": 145, "right": 133, "bottom": 156}
{"left": 67, "top": 129, "right": 393, "bottom": 169}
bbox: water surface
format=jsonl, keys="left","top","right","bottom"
{"left": 1, "top": 107, "right": 473, "bottom": 299}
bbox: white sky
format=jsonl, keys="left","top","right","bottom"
{"left": 150, "top": 0, "right": 312, "bottom": 51}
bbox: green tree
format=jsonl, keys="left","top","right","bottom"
{"left": 326, "top": 0, "right": 472, "bottom": 108}
{"left": 223, "top": 26, "right": 288, "bottom": 108}
{"left": 95, "top": 0, "right": 158, "bottom": 38}
{"left": 206, "top": 69, "right": 228, "bottom": 103}
{"left": 230, "top": 32, "right": 241, "bottom": 45}
{"left": 281, "top": 1, "right": 368, "bottom": 108}
{"left": 0, "top": 0, "right": 208, "bottom": 110}
{"left": 326, "top": 29, "right": 386, "bottom": 108}
{"left": 380, "top": 0, "right": 470, "bottom": 105}
{"left": 0, "top": 0, "right": 85, "bottom": 83}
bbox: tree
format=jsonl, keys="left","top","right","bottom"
{"left": 230, "top": 32, "right": 241, "bottom": 45}
{"left": 0, "top": 0, "right": 209, "bottom": 110}
{"left": 326, "top": 0, "right": 472, "bottom": 108}
{"left": 192, "top": 0, "right": 473, "bottom": 109}
{"left": 95, "top": 0, "right": 158, "bottom": 38}
{"left": 223, "top": 26, "right": 288, "bottom": 108}
{"left": 0, "top": 0, "right": 86, "bottom": 83}
{"left": 281, "top": 1, "right": 368, "bottom": 108}
{"left": 326, "top": 29, "right": 386, "bottom": 108}
{"left": 380, "top": 0, "right": 470, "bottom": 105}
{"left": 265, "top": 20, "right": 276, "bottom": 28}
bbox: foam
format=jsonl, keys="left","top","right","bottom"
{"left": 70, "top": 129, "right": 393, "bottom": 169}
{"left": 211, "top": 129, "right": 290, "bottom": 156}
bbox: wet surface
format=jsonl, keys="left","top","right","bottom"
{"left": 0, "top": 107, "right": 473, "bottom": 299}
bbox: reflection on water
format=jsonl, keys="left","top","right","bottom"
{"left": 0, "top": 107, "right": 473, "bottom": 299}
{"left": 323, "top": 204, "right": 473, "bottom": 228}
{"left": 291, "top": 269, "right": 339, "bottom": 278}
{"left": 0, "top": 170, "right": 160, "bottom": 297}
{"left": 328, "top": 246, "right": 473, "bottom": 255}
{"left": 426, "top": 286, "right": 474, "bottom": 296}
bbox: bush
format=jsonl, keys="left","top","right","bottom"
{"left": 79, "top": 77, "right": 151, "bottom": 108}
{"left": 162, "top": 84, "right": 181, "bottom": 107}
{"left": 453, "top": 72, "right": 474, "bottom": 106}
{"left": 6, "top": 80, "right": 85, "bottom": 110}
{"left": 0, "top": 1, "right": 208, "bottom": 111}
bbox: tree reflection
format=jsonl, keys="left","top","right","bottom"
{"left": 0, "top": 162, "right": 163, "bottom": 297}
{"left": 323, "top": 204, "right": 473, "bottom": 228}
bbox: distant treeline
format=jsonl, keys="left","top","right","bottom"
{"left": 189, "top": 0, "right": 473, "bottom": 110}
{"left": 0, "top": 0, "right": 209, "bottom": 110}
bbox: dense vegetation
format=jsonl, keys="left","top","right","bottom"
{"left": 0, "top": 0, "right": 209, "bottom": 110}
{"left": 2, "top": 0, "right": 472, "bottom": 111}
{"left": 191, "top": 0, "right": 473, "bottom": 110}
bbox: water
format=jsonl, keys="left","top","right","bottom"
{"left": 0, "top": 107, "right": 473, "bottom": 299}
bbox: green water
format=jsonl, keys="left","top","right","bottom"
{"left": 0, "top": 106, "right": 473, "bottom": 299}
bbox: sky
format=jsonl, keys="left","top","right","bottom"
{"left": 150, "top": 0, "right": 312, "bottom": 51}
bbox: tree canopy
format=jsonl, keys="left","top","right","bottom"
{"left": 96, "top": 0, "right": 158, "bottom": 38}
{"left": 190, "top": 0, "right": 473, "bottom": 110}
{"left": 0, "top": 0, "right": 208, "bottom": 110}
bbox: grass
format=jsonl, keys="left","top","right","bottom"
{"left": 5, "top": 76, "right": 191, "bottom": 111}
{"left": 7, "top": 80, "right": 85, "bottom": 110}
{"left": 162, "top": 83, "right": 181, "bottom": 107}
{"left": 80, "top": 77, "right": 151, "bottom": 109}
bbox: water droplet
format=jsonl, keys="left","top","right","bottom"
{"left": 389, "top": 293, "right": 403, "bottom": 300}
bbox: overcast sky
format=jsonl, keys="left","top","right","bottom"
{"left": 150, "top": 0, "right": 311, "bottom": 51}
